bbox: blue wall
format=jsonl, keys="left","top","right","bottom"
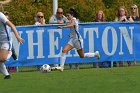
{"left": 5, "top": 22, "right": 140, "bottom": 66}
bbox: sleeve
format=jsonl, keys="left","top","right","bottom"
{"left": 49, "top": 15, "right": 58, "bottom": 24}
{"left": 34, "top": 22, "right": 41, "bottom": 25}
{"left": 0, "top": 12, "right": 8, "bottom": 23}
{"left": 63, "top": 16, "right": 69, "bottom": 23}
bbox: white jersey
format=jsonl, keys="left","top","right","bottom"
{"left": 0, "top": 12, "right": 12, "bottom": 43}
{"left": 34, "top": 21, "right": 46, "bottom": 25}
{"left": 68, "top": 17, "right": 82, "bottom": 40}
{"left": 49, "top": 15, "right": 68, "bottom": 24}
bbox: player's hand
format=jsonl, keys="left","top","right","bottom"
{"left": 17, "top": 37, "right": 24, "bottom": 44}
{"left": 58, "top": 26, "right": 63, "bottom": 28}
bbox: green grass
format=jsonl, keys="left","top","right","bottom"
{"left": 0, "top": 67, "right": 140, "bottom": 93}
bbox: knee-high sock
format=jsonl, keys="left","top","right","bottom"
{"left": 60, "top": 53, "right": 66, "bottom": 68}
{"left": 0, "top": 63, "right": 9, "bottom": 76}
{"left": 84, "top": 52, "right": 96, "bottom": 58}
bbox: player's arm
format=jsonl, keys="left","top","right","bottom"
{"left": 6, "top": 20, "right": 24, "bottom": 44}
{"left": 58, "top": 19, "right": 74, "bottom": 28}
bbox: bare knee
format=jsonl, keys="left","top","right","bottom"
{"left": 0, "top": 49, "right": 9, "bottom": 62}
{"left": 62, "top": 49, "right": 67, "bottom": 53}
{"left": 0, "top": 56, "right": 7, "bottom": 62}
{"left": 0, "top": 57, "right": 7, "bottom": 62}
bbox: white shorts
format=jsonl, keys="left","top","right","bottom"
{"left": 0, "top": 42, "right": 12, "bottom": 51}
{"left": 68, "top": 38, "right": 83, "bottom": 50}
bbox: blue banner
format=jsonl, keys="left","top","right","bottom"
{"left": 5, "top": 22, "right": 140, "bottom": 66}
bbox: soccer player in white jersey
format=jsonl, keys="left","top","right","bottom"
{"left": 57, "top": 10, "right": 100, "bottom": 71}
{"left": 0, "top": 12, "right": 24, "bottom": 79}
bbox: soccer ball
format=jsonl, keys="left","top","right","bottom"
{"left": 40, "top": 64, "right": 51, "bottom": 72}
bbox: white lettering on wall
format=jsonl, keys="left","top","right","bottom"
{"left": 84, "top": 28, "right": 99, "bottom": 52}
{"left": 119, "top": 26, "right": 134, "bottom": 55}
{"left": 26, "top": 30, "right": 44, "bottom": 59}
{"left": 48, "top": 29, "right": 62, "bottom": 58}
{"left": 102, "top": 26, "right": 117, "bottom": 55}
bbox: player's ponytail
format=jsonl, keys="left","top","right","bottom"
{"left": 69, "top": 8, "right": 80, "bottom": 19}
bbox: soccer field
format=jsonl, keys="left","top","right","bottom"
{"left": 0, "top": 67, "right": 140, "bottom": 93}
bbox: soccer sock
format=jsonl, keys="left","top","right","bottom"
{"left": 60, "top": 53, "right": 66, "bottom": 68}
{"left": 0, "top": 62, "right": 9, "bottom": 76}
{"left": 84, "top": 52, "right": 96, "bottom": 58}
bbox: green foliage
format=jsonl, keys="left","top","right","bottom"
{"left": 103, "top": 0, "right": 117, "bottom": 9}
{"left": 2, "top": 0, "right": 140, "bottom": 25}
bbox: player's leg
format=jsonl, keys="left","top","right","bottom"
{"left": 56, "top": 39, "right": 74, "bottom": 71}
{"left": 0, "top": 43, "right": 12, "bottom": 79}
{"left": 84, "top": 51, "right": 100, "bottom": 59}
{"left": 77, "top": 49, "right": 100, "bottom": 59}
{"left": 0, "top": 49, "right": 12, "bottom": 79}
{"left": 59, "top": 44, "right": 73, "bottom": 70}
{"left": 76, "top": 48, "right": 98, "bottom": 58}
{"left": 75, "top": 39, "right": 100, "bottom": 59}
{"left": 0, "top": 62, "right": 11, "bottom": 79}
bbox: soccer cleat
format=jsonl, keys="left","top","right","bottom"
{"left": 51, "top": 64, "right": 59, "bottom": 70}
{"left": 4, "top": 75, "right": 11, "bottom": 79}
{"left": 95, "top": 51, "right": 100, "bottom": 59}
{"left": 12, "top": 48, "right": 17, "bottom": 60}
{"left": 51, "top": 67, "right": 57, "bottom": 70}
{"left": 60, "top": 67, "right": 64, "bottom": 72}
{"left": 56, "top": 66, "right": 64, "bottom": 72}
